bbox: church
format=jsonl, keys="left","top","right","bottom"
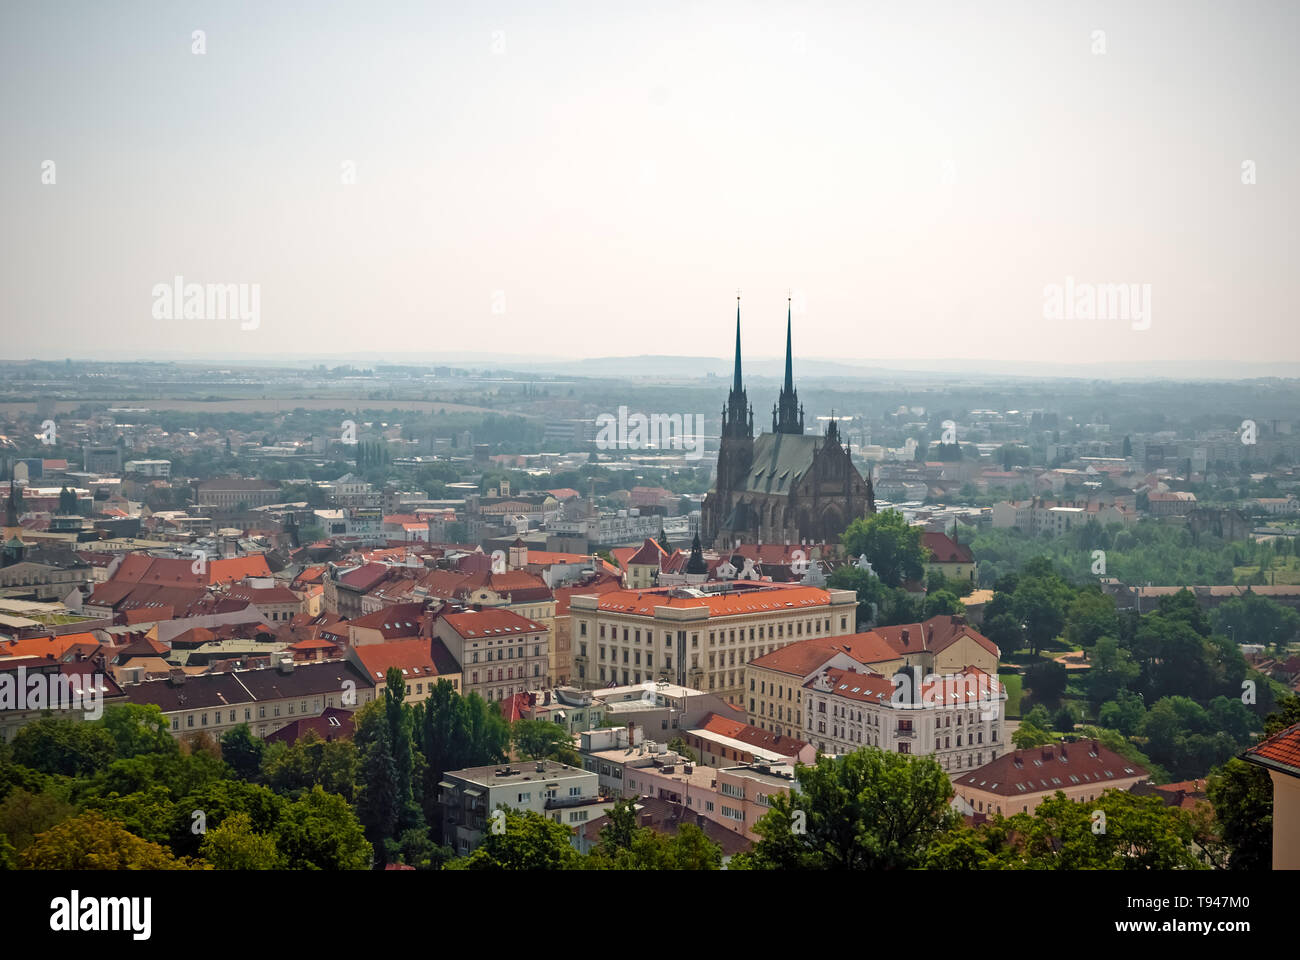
{"left": 701, "top": 298, "right": 875, "bottom": 548}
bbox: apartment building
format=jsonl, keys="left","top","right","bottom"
{"left": 745, "top": 632, "right": 903, "bottom": 739}
{"left": 438, "top": 760, "right": 610, "bottom": 855}
{"left": 569, "top": 581, "right": 857, "bottom": 703}
{"left": 802, "top": 664, "right": 1005, "bottom": 775}
{"left": 124, "top": 658, "right": 374, "bottom": 740}
{"left": 433, "top": 607, "right": 549, "bottom": 703}
{"left": 347, "top": 638, "right": 461, "bottom": 705}
{"left": 195, "top": 478, "right": 281, "bottom": 509}
{"left": 952, "top": 740, "right": 1148, "bottom": 817}
{"left": 710, "top": 761, "right": 798, "bottom": 842}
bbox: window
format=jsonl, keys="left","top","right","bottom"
{"left": 569, "top": 786, "right": 582, "bottom": 797}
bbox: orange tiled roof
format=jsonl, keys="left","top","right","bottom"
{"left": 1244, "top": 722, "right": 1300, "bottom": 778}
{"left": 595, "top": 584, "right": 832, "bottom": 618}
{"left": 750, "top": 632, "right": 901, "bottom": 676}
{"left": 439, "top": 608, "right": 546, "bottom": 638}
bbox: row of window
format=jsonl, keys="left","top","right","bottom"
{"left": 169, "top": 693, "right": 363, "bottom": 731}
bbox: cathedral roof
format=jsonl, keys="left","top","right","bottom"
{"left": 739, "top": 432, "right": 825, "bottom": 495}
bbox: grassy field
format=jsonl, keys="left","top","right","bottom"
{"left": 998, "top": 671, "right": 1023, "bottom": 718}
{"left": 1233, "top": 556, "right": 1300, "bottom": 585}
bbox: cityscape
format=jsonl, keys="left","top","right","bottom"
{"left": 1, "top": 0, "right": 1294, "bottom": 941}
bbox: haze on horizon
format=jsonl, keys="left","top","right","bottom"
{"left": 2, "top": 1, "right": 1296, "bottom": 373}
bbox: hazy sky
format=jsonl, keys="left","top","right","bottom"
{"left": 2, "top": 1, "right": 1296, "bottom": 370}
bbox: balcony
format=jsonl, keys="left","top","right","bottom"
{"left": 894, "top": 726, "right": 915, "bottom": 740}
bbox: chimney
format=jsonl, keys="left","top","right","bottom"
{"left": 535, "top": 760, "right": 545, "bottom": 773}
{"left": 627, "top": 721, "right": 635, "bottom": 746}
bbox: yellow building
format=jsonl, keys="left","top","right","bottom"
{"left": 569, "top": 581, "right": 858, "bottom": 704}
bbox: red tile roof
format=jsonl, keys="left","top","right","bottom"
{"left": 696, "top": 712, "right": 809, "bottom": 756}
{"left": 349, "top": 602, "right": 427, "bottom": 638}
{"left": 954, "top": 740, "right": 1146, "bottom": 797}
{"left": 748, "top": 632, "right": 901, "bottom": 676}
{"left": 873, "top": 615, "right": 999, "bottom": 660}
{"left": 553, "top": 573, "right": 622, "bottom": 616}
{"left": 0, "top": 632, "right": 103, "bottom": 661}
{"left": 628, "top": 538, "right": 667, "bottom": 566}
{"left": 439, "top": 608, "right": 546, "bottom": 639}
{"left": 1243, "top": 722, "right": 1300, "bottom": 779}
{"left": 921, "top": 532, "right": 974, "bottom": 564}
{"left": 351, "top": 639, "right": 445, "bottom": 685}
{"left": 595, "top": 584, "right": 832, "bottom": 618}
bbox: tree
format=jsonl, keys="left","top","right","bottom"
{"left": 10, "top": 716, "right": 115, "bottom": 777}
{"left": 381, "top": 668, "right": 421, "bottom": 831}
{"left": 220, "top": 723, "right": 265, "bottom": 781}
{"left": 1087, "top": 637, "right": 1140, "bottom": 706}
{"left": 511, "top": 719, "right": 580, "bottom": 766}
{"left": 82, "top": 785, "right": 176, "bottom": 845}
{"left": 1212, "top": 592, "right": 1300, "bottom": 649}
{"left": 199, "top": 812, "right": 284, "bottom": 869}
{"left": 273, "top": 786, "right": 371, "bottom": 871}
{"left": 1207, "top": 694, "right": 1300, "bottom": 869}
{"left": 169, "top": 780, "right": 285, "bottom": 858}
{"left": 386, "top": 826, "right": 453, "bottom": 870}
{"left": 733, "top": 749, "right": 956, "bottom": 870}
{"left": 1097, "top": 689, "right": 1146, "bottom": 737}
{"left": 960, "top": 790, "right": 1204, "bottom": 870}
{"left": 446, "top": 808, "right": 584, "bottom": 870}
{"left": 839, "top": 511, "right": 926, "bottom": 588}
{"left": 261, "top": 732, "right": 359, "bottom": 800}
{"left": 58, "top": 486, "right": 77, "bottom": 514}
{"left": 101, "top": 704, "right": 177, "bottom": 760}
{"left": 20, "top": 811, "right": 197, "bottom": 870}
{"left": 356, "top": 726, "right": 399, "bottom": 856}
{"left": 1023, "top": 661, "right": 1067, "bottom": 707}
{"left": 587, "top": 798, "right": 722, "bottom": 870}
{"left": 923, "top": 589, "right": 964, "bottom": 618}
{"left": 1064, "top": 590, "right": 1119, "bottom": 648}
{"left": 0, "top": 787, "right": 78, "bottom": 854}
{"left": 1011, "top": 573, "right": 1073, "bottom": 656}
{"left": 1011, "top": 721, "right": 1055, "bottom": 749}
{"left": 666, "top": 737, "right": 698, "bottom": 763}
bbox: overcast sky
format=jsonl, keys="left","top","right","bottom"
{"left": 2, "top": 1, "right": 1296, "bottom": 371}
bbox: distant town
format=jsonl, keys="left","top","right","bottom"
{"left": 1, "top": 345, "right": 1298, "bottom": 872}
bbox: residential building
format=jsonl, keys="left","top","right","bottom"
{"left": 802, "top": 665, "right": 1004, "bottom": 773}
{"left": 433, "top": 607, "right": 549, "bottom": 702}
{"left": 569, "top": 580, "right": 858, "bottom": 702}
{"left": 745, "top": 632, "right": 903, "bottom": 739}
{"left": 123, "top": 658, "right": 374, "bottom": 740}
{"left": 1242, "top": 720, "right": 1300, "bottom": 869}
{"left": 951, "top": 740, "right": 1148, "bottom": 816}
{"left": 438, "top": 760, "right": 610, "bottom": 855}
{"left": 921, "top": 531, "right": 977, "bottom": 584}
{"left": 195, "top": 478, "right": 281, "bottom": 509}
{"left": 348, "top": 638, "right": 461, "bottom": 704}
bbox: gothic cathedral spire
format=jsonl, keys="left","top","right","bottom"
{"left": 723, "top": 294, "right": 753, "bottom": 439}
{"left": 773, "top": 295, "right": 804, "bottom": 434}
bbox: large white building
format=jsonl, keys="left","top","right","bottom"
{"left": 569, "top": 581, "right": 858, "bottom": 703}
{"left": 802, "top": 664, "right": 1006, "bottom": 775}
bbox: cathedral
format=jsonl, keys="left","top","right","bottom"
{"left": 701, "top": 298, "right": 875, "bottom": 548}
